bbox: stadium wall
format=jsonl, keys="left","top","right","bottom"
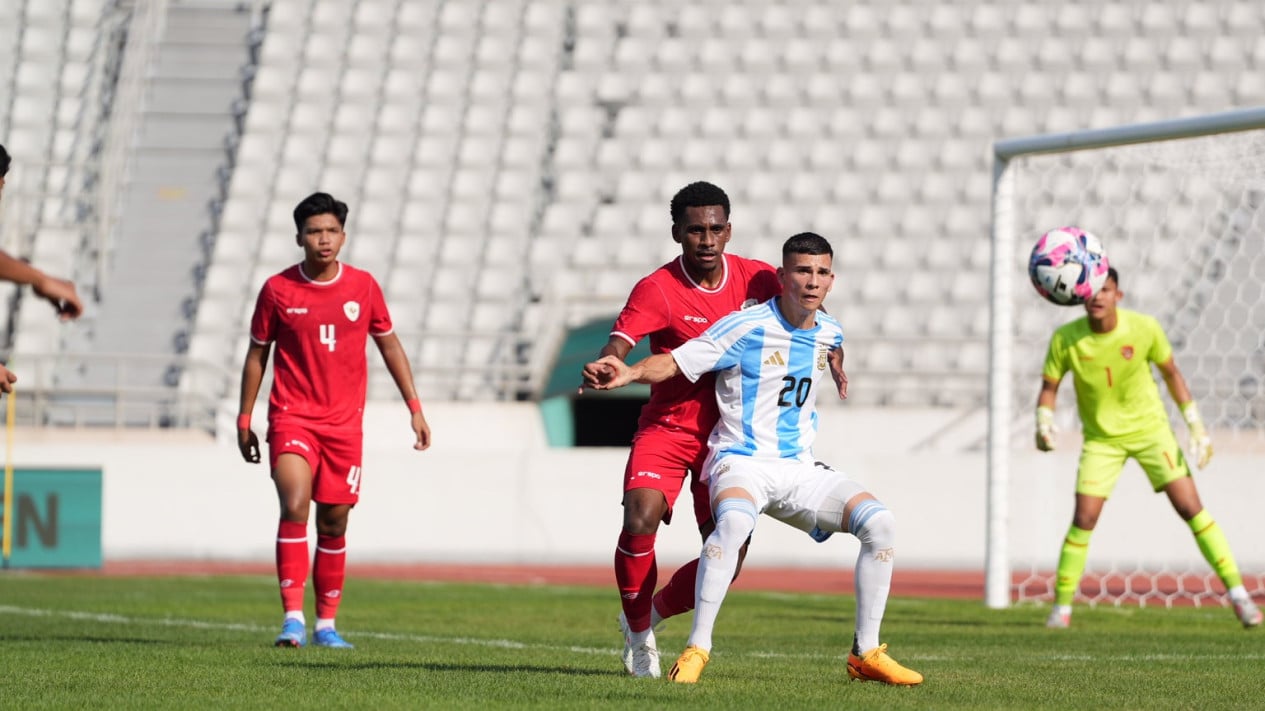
{"left": 9, "top": 402, "right": 1262, "bottom": 572}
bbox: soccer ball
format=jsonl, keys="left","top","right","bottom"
{"left": 1027, "top": 227, "right": 1110, "bottom": 306}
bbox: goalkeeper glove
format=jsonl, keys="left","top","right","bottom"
{"left": 1181, "top": 401, "right": 1213, "bottom": 469}
{"left": 1035, "top": 406, "right": 1057, "bottom": 451}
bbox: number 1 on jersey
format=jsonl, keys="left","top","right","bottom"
{"left": 320, "top": 324, "right": 336, "bottom": 352}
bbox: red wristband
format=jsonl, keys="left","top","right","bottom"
{"left": 406, "top": 398, "right": 421, "bottom": 414}
{"left": 236, "top": 413, "right": 251, "bottom": 430}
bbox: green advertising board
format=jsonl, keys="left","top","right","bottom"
{"left": 539, "top": 316, "right": 651, "bottom": 447}
{"left": 1, "top": 467, "right": 102, "bottom": 568}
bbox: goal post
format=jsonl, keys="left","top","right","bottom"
{"left": 987, "top": 106, "right": 1265, "bottom": 609}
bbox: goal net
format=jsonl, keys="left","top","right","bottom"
{"left": 986, "top": 107, "right": 1265, "bottom": 609}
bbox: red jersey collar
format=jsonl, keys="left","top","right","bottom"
{"left": 676, "top": 253, "right": 729, "bottom": 293}
{"left": 297, "top": 261, "right": 343, "bottom": 285}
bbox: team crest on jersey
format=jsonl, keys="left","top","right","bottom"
{"left": 816, "top": 345, "right": 829, "bottom": 371}
{"left": 1121, "top": 345, "right": 1134, "bottom": 360}
{"left": 343, "top": 300, "right": 360, "bottom": 322}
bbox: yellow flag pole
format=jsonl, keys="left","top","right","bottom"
{"left": 2, "top": 383, "right": 14, "bottom": 566}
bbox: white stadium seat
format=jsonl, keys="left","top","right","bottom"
{"left": 1095, "top": 3, "right": 1135, "bottom": 38}
{"left": 1137, "top": 4, "right": 1179, "bottom": 39}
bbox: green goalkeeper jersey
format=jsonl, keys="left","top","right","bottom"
{"left": 1042, "top": 308, "right": 1173, "bottom": 442}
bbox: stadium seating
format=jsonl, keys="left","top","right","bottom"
{"left": 4, "top": 0, "right": 1265, "bottom": 415}
{"left": 0, "top": 0, "right": 111, "bottom": 364}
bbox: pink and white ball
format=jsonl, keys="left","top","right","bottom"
{"left": 1028, "top": 227, "right": 1110, "bottom": 306}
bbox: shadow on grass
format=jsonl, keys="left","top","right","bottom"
{"left": 273, "top": 658, "right": 619, "bottom": 676}
{"left": 0, "top": 633, "right": 170, "bottom": 645}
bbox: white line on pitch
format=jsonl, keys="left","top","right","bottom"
{"left": 3, "top": 605, "right": 1264, "bottom": 663}
{"left": 0, "top": 605, "right": 615, "bottom": 656}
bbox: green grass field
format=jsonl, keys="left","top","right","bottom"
{"left": 1, "top": 573, "right": 1261, "bottom": 709}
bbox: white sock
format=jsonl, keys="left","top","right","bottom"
{"left": 628, "top": 626, "right": 655, "bottom": 648}
{"left": 689, "top": 498, "right": 757, "bottom": 652}
{"left": 650, "top": 607, "right": 664, "bottom": 630}
{"left": 284, "top": 611, "right": 305, "bottom": 624}
{"left": 1054, "top": 604, "right": 1073, "bottom": 616}
{"left": 851, "top": 501, "right": 895, "bottom": 654}
{"left": 1228, "top": 585, "right": 1249, "bottom": 603}
{"left": 315, "top": 617, "right": 336, "bottom": 631}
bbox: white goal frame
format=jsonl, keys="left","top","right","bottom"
{"left": 986, "top": 106, "right": 1265, "bottom": 609}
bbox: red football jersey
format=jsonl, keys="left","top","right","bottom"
{"left": 611, "top": 253, "right": 780, "bottom": 435}
{"left": 250, "top": 263, "right": 393, "bottom": 430}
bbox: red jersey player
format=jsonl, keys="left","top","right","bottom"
{"left": 580, "top": 182, "right": 784, "bottom": 678}
{"left": 237, "top": 192, "right": 431, "bottom": 649}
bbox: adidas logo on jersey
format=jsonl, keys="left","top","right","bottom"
{"left": 763, "top": 351, "right": 786, "bottom": 366}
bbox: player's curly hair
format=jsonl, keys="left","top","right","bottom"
{"left": 293, "top": 191, "right": 349, "bottom": 231}
{"left": 783, "top": 232, "right": 833, "bottom": 258}
{"left": 669, "top": 181, "right": 730, "bottom": 224}
{"left": 0, "top": 144, "right": 10, "bottom": 177}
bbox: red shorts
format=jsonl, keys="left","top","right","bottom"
{"left": 268, "top": 424, "right": 364, "bottom": 505}
{"left": 623, "top": 425, "right": 712, "bottom": 529}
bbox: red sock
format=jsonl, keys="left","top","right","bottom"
{"left": 652, "top": 558, "right": 699, "bottom": 622}
{"left": 615, "top": 531, "right": 657, "bottom": 632}
{"left": 276, "top": 520, "right": 308, "bottom": 613}
{"left": 313, "top": 534, "right": 347, "bottom": 620}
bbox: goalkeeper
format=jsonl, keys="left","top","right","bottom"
{"left": 1035, "top": 267, "right": 1260, "bottom": 629}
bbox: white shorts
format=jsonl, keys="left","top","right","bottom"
{"left": 705, "top": 455, "right": 867, "bottom": 535}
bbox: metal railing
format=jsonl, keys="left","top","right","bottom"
{"left": 97, "top": 0, "right": 169, "bottom": 296}
{"left": 5, "top": 351, "right": 231, "bottom": 429}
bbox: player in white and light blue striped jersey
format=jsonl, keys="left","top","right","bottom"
{"left": 673, "top": 295, "right": 843, "bottom": 468}
{"left": 586, "top": 232, "right": 921, "bottom": 687}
